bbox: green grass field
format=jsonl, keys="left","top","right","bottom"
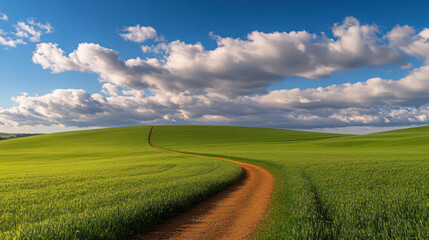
{"left": 1, "top": 125, "right": 429, "bottom": 239}
{"left": 0, "top": 126, "right": 241, "bottom": 239}
{"left": 151, "top": 125, "right": 429, "bottom": 239}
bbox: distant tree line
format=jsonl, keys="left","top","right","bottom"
{"left": 0, "top": 133, "right": 41, "bottom": 141}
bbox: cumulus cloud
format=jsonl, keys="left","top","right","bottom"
{"left": 0, "top": 89, "right": 172, "bottom": 128}
{"left": 102, "top": 83, "right": 119, "bottom": 96}
{"left": 5, "top": 60, "right": 429, "bottom": 129}
{"left": 34, "top": 17, "right": 403, "bottom": 96}
{"left": 386, "top": 25, "right": 429, "bottom": 62}
{"left": 5, "top": 17, "right": 429, "bottom": 131}
{"left": 120, "top": 25, "right": 161, "bottom": 42}
{"left": 32, "top": 43, "right": 79, "bottom": 72}
{"left": 32, "top": 42, "right": 164, "bottom": 91}
{"left": 253, "top": 65, "right": 429, "bottom": 109}
{"left": 3, "top": 86, "right": 429, "bottom": 130}
{"left": 0, "top": 11, "right": 8, "bottom": 21}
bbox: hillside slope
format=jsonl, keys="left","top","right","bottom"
{"left": 151, "top": 125, "right": 429, "bottom": 239}
{"left": 2, "top": 125, "right": 429, "bottom": 239}
{"left": 0, "top": 126, "right": 241, "bottom": 240}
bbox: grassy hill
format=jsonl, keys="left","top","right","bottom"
{"left": 0, "top": 127, "right": 241, "bottom": 240}
{"left": 1, "top": 125, "right": 429, "bottom": 239}
{"left": 151, "top": 125, "right": 429, "bottom": 239}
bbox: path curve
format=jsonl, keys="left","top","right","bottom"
{"left": 136, "top": 126, "right": 274, "bottom": 240}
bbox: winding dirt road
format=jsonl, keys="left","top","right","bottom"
{"left": 136, "top": 126, "right": 274, "bottom": 240}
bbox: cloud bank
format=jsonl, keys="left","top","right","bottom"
{"left": 2, "top": 17, "right": 429, "bottom": 132}
{"left": 33, "top": 17, "right": 402, "bottom": 96}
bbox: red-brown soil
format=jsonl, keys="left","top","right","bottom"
{"left": 135, "top": 126, "right": 274, "bottom": 240}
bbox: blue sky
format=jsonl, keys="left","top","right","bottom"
{"left": 2, "top": 0, "right": 429, "bottom": 133}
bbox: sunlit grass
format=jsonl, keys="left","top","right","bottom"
{"left": 152, "top": 125, "right": 429, "bottom": 239}
{"left": 0, "top": 126, "right": 241, "bottom": 239}
{"left": 3, "top": 125, "right": 429, "bottom": 239}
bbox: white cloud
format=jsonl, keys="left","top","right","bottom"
{"left": 0, "top": 34, "right": 25, "bottom": 47}
{"left": 0, "top": 16, "right": 52, "bottom": 47}
{"left": 32, "top": 43, "right": 79, "bottom": 72}
{"left": 120, "top": 25, "right": 160, "bottom": 43}
{"left": 387, "top": 25, "right": 429, "bottom": 61}
{"left": 34, "top": 17, "right": 403, "bottom": 96}
{"left": 0, "top": 89, "right": 171, "bottom": 128}
{"left": 28, "top": 19, "right": 52, "bottom": 33}
{"left": 3, "top": 86, "right": 429, "bottom": 130}
{"left": 5, "top": 17, "right": 429, "bottom": 131}
{"left": 0, "top": 12, "right": 8, "bottom": 21}
{"left": 399, "top": 62, "right": 413, "bottom": 69}
{"left": 14, "top": 20, "right": 52, "bottom": 42}
{"left": 5, "top": 61, "right": 429, "bottom": 130}
{"left": 252, "top": 64, "right": 429, "bottom": 109}
{"left": 102, "top": 83, "right": 119, "bottom": 96}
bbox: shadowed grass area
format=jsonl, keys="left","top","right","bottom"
{"left": 151, "top": 125, "right": 429, "bottom": 239}
{"left": 0, "top": 133, "right": 14, "bottom": 138}
{"left": 0, "top": 126, "right": 241, "bottom": 240}
{"left": 0, "top": 133, "right": 18, "bottom": 140}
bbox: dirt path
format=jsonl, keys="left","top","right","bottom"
{"left": 135, "top": 126, "right": 274, "bottom": 240}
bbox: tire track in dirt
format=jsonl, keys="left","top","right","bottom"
{"left": 135, "top": 126, "right": 274, "bottom": 240}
